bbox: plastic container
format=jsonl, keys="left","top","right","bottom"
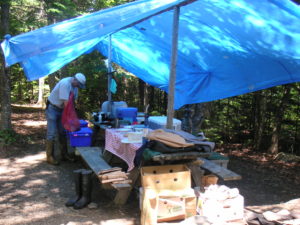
{"left": 69, "top": 127, "right": 93, "bottom": 147}
{"left": 148, "top": 116, "right": 182, "bottom": 131}
{"left": 116, "top": 107, "right": 137, "bottom": 123}
{"left": 79, "top": 119, "right": 88, "bottom": 127}
{"left": 101, "top": 101, "right": 128, "bottom": 118}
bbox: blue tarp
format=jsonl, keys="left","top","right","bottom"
{"left": 2, "top": 0, "right": 300, "bottom": 109}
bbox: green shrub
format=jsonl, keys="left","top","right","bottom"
{"left": 0, "top": 129, "right": 18, "bottom": 146}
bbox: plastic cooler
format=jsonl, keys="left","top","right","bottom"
{"left": 101, "top": 101, "right": 128, "bottom": 118}
{"left": 69, "top": 127, "right": 93, "bottom": 147}
{"left": 148, "top": 116, "right": 182, "bottom": 131}
{"left": 79, "top": 119, "right": 88, "bottom": 127}
{"left": 116, "top": 107, "right": 138, "bottom": 123}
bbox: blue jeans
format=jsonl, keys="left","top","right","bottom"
{"left": 46, "top": 104, "right": 65, "bottom": 140}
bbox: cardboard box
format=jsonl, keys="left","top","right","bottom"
{"left": 140, "top": 188, "right": 197, "bottom": 225}
{"left": 201, "top": 174, "right": 219, "bottom": 187}
{"left": 141, "top": 164, "right": 191, "bottom": 191}
{"left": 157, "top": 196, "right": 185, "bottom": 223}
{"left": 201, "top": 194, "right": 244, "bottom": 223}
{"left": 141, "top": 188, "right": 158, "bottom": 225}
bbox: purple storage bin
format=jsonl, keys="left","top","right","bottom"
{"left": 79, "top": 119, "right": 88, "bottom": 127}
{"left": 69, "top": 127, "right": 93, "bottom": 147}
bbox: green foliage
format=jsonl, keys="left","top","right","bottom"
{"left": 0, "top": 129, "right": 17, "bottom": 145}
{"left": 43, "top": 0, "right": 78, "bottom": 22}
{"left": 149, "top": 111, "right": 162, "bottom": 116}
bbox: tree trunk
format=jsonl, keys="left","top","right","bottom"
{"left": 182, "top": 105, "right": 192, "bottom": 133}
{"left": 48, "top": 73, "right": 57, "bottom": 92}
{"left": 124, "top": 76, "right": 129, "bottom": 102}
{"left": 253, "top": 91, "right": 267, "bottom": 151}
{"left": 191, "top": 103, "right": 205, "bottom": 134}
{"left": 149, "top": 86, "right": 155, "bottom": 112}
{"left": 0, "top": 1, "right": 12, "bottom": 130}
{"left": 144, "top": 83, "right": 150, "bottom": 112}
{"left": 268, "top": 85, "right": 292, "bottom": 154}
{"left": 163, "top": 91, "right": 168, "bottom": 115}
{"left": 37, "top": 77, "right": 45, "bottom": 106}
{"left": 138, "top": 79, "right": 145, "bottom": 110}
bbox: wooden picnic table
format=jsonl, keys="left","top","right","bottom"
{"left": 76, "top": 128, "right": 241, "bottom": 205}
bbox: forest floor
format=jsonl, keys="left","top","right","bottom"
{"left": 0, "top": 105, "right": 299, "bottom": 225}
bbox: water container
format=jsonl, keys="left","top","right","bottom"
{"left": 101, "top": 101, "right": 128, "bottom": 118}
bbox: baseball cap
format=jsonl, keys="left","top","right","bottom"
{"left": 74, "top": 73, "right": 86, "bottom": 89}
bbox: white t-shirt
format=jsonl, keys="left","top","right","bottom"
{"left": 48, "top": 77, "right": 78, "bottom": 108}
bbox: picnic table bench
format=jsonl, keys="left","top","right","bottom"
{"left": 149, "top": 151, "right": 241, "bottom": 186}
{"left": 76, "top": 146, "right": 139, "bottom": 205}
{"left": 199, "top": 157, "right": 242, "bottom": 181}
{"left": 76, "top": 146, "right": 241, "bottom": 205}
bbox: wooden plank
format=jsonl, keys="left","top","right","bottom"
{"left": 187, "top": 163, "right": 204, "bottom": 188}
{"left": 199, "top": 157, "right": 242, "bottom": 181}
{"left": 77, "top": 146, "right": 133, "bottom": 205}
{"left": 111, "top": 183, "right": 132, "bottom": 189}
{"left": 152, "top": 152, "right": 211, "bottom": 163}
{"left": 112, "top": 167, "right": 140, "bottom": 205}
{"left": 98, "top": 167, "right": 122, "bottom": 175}
{"left": 113, "top": 187, "right": 131, "bottom": 205}
{"left": 76, "top": 147, "right": 112, "bottom": 175}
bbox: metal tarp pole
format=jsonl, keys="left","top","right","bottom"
{"left": 107, "top": 34, "right": 112, "bottom": 115}
{"left": 166, "top": 6, "right": 180, "bottom": 129}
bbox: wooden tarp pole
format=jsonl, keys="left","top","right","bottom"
{"left": 166, "top": 6, "right": 180, "bottom": 129}
{"left": 107, "top": 34, "right": 112, "bottom": 114}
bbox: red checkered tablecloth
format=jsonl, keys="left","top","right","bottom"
{"left": 105, "top": 129, "right": 142, "bottom": 171}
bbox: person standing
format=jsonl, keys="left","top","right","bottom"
{"left": 45, "top": 73, "right": 86, "bottom": 165}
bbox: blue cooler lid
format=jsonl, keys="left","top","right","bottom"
{"left": 70, "top": 127, "right": 93, "bottom": 135}
{"left": 79, "top": 119, "right": 88, "bottom": 127}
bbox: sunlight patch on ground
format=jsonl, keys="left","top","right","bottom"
{"left": 23, "top": 121, "right": 47, "bottom": 126}
{"left": 0, "top": 174, "right": 25, "bottom": 181}
{"left": 100, "top": 218, "right": 136, "bottom": 225}
{"left": 0, "top": 208, "right": 57, "bottom": 225}
{"left": 0, "top": 149, "right": 60, "bottom": 225}
{"left": 12, "top": 103, "right": 45, "bottom": 109}
{"left": 32, "top": 170, "right": 53, "bottom": 176}
{"left": 0, "top": 158, "right": 25, "bottom": 179}
{"left": 15, "top": 152, "right": 45, "bottom": 164}
{"left": 22, "top": 120, "right": 47, "bottom": 126}
{"left": 24, "top": 178, "right": 46, "bottom": 187}
{"left": 50, "top": 187, "right": 60, "bottom": 193}
{"left": 12, "top": 120, "right": 47, "bottom": 127}
{"left": 0, "top": 152, "right": 46, "bottom": 177}
{"left": 0, "top": 189, "right": 32, "bottom": 202}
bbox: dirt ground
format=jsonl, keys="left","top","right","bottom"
{"left": 0, "top": 105, "right": 299, "bottom": 225}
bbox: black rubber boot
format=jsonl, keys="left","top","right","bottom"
{"left": 59, "top": 135, "right": 75, "bottom": 162}
{"left": 65, "top": 169, "right": 84, "bottom": 207}
{"left": 73, "top": 170, "right": 93, "bottom": 209}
